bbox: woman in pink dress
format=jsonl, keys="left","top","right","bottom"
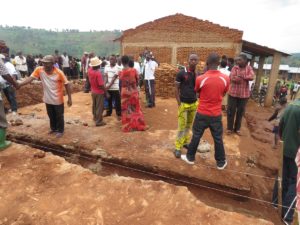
{"left": 119, "top": 55, "right": 147, "bottom": 132}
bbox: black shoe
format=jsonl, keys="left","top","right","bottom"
{"left": 183, "top": 144, "right": 189, "bottom": 149}
{"left": 216, "top": 160, "right": 227, "bottom": 170}
{"left": 174, "top": 150, "right": 181, "bottom": 158}
{"left": 96, "top": 122, "right": 106, "bottom": 126}
{"left": 104, "top": 114, "right": 111, "bottom": 117}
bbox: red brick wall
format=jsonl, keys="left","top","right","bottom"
{"left": 122, "top": 14, "right": 242, "bottom": 43}
{"left": 124, "top": 46, "right": 172, "bottom": 64}
{"left": 177, "top": 47, "right": 236, "bottom": 64}
{"left": 121, "top": 14, "right": 242, "bottom": 64}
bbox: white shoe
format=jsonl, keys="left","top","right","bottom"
{"left": 181, "top": 155, "right": 195, "bottom": 165}
{"left": 12, "top": 111, "right": 17, "bottom": 116}
{"left": 217, "top": 160, "right": 227, "bottom": 170}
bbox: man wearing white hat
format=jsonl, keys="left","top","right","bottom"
{"left": 19, "top": 55, "right": 72, "bottom": 138}
{"left": 88, "top": 57, "right": 106, "bottom": 126}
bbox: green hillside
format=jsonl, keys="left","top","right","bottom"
{"left": 288, "top": 53, "right": 300, "bottom": 66}
{"left": 0, "top": 26, "right": 122, "bottom": 58}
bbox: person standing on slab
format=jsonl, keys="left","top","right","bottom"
{"left": 226, "top": 54, "right": 254, "bottom": 136}
{"left": 181, "top": 53, "right": 229, "bottom": 170}
{"left": 174, "top": 53, "right": 199, "bottom": 158}
{"left": 19, "top": 55, "right": 72, "bottom": 138}
{"left": 104, "top": 55, "right": 122, "bottom": 119}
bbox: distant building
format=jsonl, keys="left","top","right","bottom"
{"left": 253, "top": 63, "right": 300, "bottom": 81}
{"left": 288, "top": 67, "right": 300, "bottom": 81}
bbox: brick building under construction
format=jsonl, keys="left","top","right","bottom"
{"left": 115, "top": 13, "right": 289, "bottom": 106}
{"left": 115, "top": 13, "right": 243, "bottom": 64}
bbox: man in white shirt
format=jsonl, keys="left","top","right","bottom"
{"left": 61, "top": 52, "right": 70, "bottom": 79}
{"left": 104, "top": 55, "right": 122, "bottom": 118}
{"left": 218, "top": 60, "right": 230, "bottom": 111}
{"left": 0, "top": 54, "right": 18, "bottom": 114}
{"left": 15, "top": 51, "right": 28, "bottom": 77}
{"left": 292, "top": 81, "right": 300, "bottom": 101}
{"left": 144, "top": 54, "right": 158, "bottom": 108}
{"left": 0, "top": 40, "right": 20, "bottom": 150}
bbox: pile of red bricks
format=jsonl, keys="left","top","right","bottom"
{"left": 154, "top": 63, "right": 178, "bottom": 98}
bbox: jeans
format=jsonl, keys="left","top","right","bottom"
{"left": 272, "top": 156, "right": 297, "bottom": 223}
{"left": 107, "top": 90, "right": 121, "bottom": 116}
{"left": 84, "top": 76, "right": 91, "bottom": 92}
{"left": 145, "top": 80, "right": 155, "bottom": 107}
{"left": 227, "top": 95, "right": 248, "bottom": 131}
{"left": 3, "top": 86, "right": 18, "bottom": 112}
{"left": 187, "top": 113, "right": 226, "bottom": 163}
{"left": 63, "top": 67, "right": 71, "bottom": 79}
{"left": 46, "top": 104, "right": 64, "bottom": 133}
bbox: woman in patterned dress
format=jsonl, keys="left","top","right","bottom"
{"left": 119, "top": 55, "right": 146, "bottom": 132}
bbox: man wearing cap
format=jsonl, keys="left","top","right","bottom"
{"left": 15, "top": 51, "right": 28, "bottom": 78}
{"left": 19, "top": 55, "right": 72, "bottom": 138}
{"left": 0, "top": 40, "right": 20, "bottom": 150}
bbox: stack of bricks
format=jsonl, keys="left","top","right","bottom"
{"left": 154, "top": 63, "right": 178, "bottom": 98}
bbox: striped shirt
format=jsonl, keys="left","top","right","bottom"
{"left": 228, "top": 65, "right": 254, "bottom": 98}
{"left": 31, "top": 66, "right": 69, "bottom": 105}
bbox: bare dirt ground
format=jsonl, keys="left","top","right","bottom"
{"left": 0, "top": 144, "right": 273, "bottom": 225}
{"left": 1, "top": 85, "right": 284, "bottom": 225}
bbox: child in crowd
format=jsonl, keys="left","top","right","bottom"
{"left": 268, "top": 97, "right": 287, "bottom": 149}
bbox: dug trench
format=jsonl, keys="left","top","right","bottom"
{"left": 7, "top": 129, "right": 281, "bottom": 224}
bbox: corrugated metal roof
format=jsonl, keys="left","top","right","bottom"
{"left": 253, "top": 63, "right": 282, "bottom": 70}
{"left": 289, "top": 67, "right": 300, "bottom": 73}
{"left": 242, "top": 40, "right": 290, "bottom": 57}
{"left": 253, "top": 63, "right": 300, "bottom": 73}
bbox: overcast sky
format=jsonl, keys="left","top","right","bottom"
{"left": 1, "top": 0, "right": 299, "bottom": 53}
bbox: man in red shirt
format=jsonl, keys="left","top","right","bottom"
{"left": 227, "top": 54, "right": 254, "bottom": 135}
{"left": 88, "top": 57, "right": 106, "bottom": 126}
{"left": 181, "top": 53, "right": 230, "bottom": 170}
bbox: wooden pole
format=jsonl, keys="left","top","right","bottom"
{"left": 255, "top": 56, "right": 265, "bottom": 90}
{"left": 265, "top": 53, "right": 281, "bottom": 107}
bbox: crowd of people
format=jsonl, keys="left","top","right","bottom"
{"left": 0, "top": 39, "right": 300, "bottom": 224}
